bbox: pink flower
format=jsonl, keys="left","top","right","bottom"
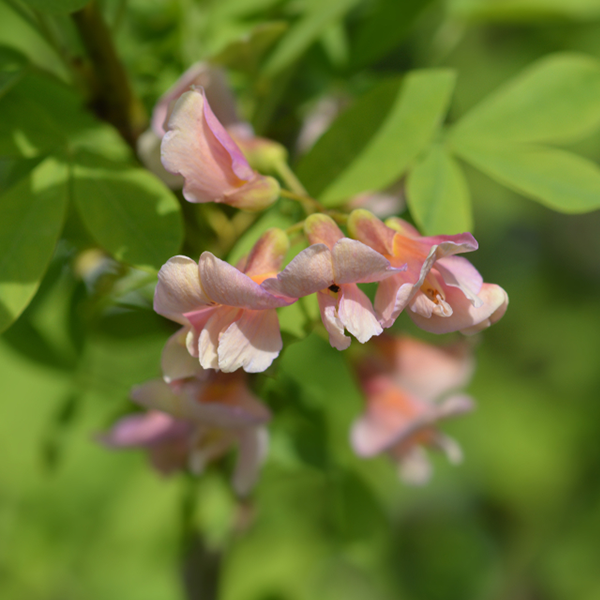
{"left": 347, "top": 209, "right": 508, "bottom": 334}
{"left": 262, "top": 214, "right": 402, "bottom": 350}
{"left": 154, "top": 228, "right": 294, "bottom": 374}
{"left": 161, "top": 87, "right": 280, "bottom": 211}
{"left": 100, "top": 371, "right": 270, "bottom": 496}
{"left": 351, "top": 335, "right": 475, "bottom": 485}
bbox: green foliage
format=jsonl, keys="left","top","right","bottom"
{"left": 319, "top": 69, "right": 456, "bottom": 205}
{"left": 0, "top": 157, "right": 68, "bottom": 333}
{"left": 407, "top": 143, "right": 472, "bottom": 234}
{"left": 263, "top": 0, "right": 360, "bottom": 75}
{"left": 449, "top": 53, "right": 600, "bottom": 145}
{"left": 20, "top": 0, "right": 91, "bottom": 14}
{"left": 71, "top": 152, "right": 183, "bottom": 271}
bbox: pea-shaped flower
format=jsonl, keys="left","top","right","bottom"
{"left": 161, "top": 87, "right": 280, "bottom": 211}
{"left": 262, "top": 214, "right": 402, "bottom": 350}
{"left": 348, "top": 210, "right": 508, "bottom": 334}
{"left": 154, "top": 229, "right": 294, "bottom": 374}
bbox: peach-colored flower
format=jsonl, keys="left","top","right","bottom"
{"left": 161, "top": 87, "right": 280, "bottom": 211}
{"left": 347, "top": 209, "right": 508, "bottom": 334}
{"left": 262, "top": 214, "right": 402, "bottom": 350}
{"left": 100, "top": 371, "right": 270, "bottom": 495}
{"left": 154, "top": 229, "right": 294, "bottom": 374}
{"left": 351, "top": 335, "right": 475, "bottom": 485}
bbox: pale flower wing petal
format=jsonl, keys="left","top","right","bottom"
{"left": 161, "top": 328, "right": 204, "bottom": 383}
{"left": 374, "top": 276, "right": 414, "bottom": 328}
{"left": 304, "top": 213, "right": 344, "bottom": 248}
{"left": 154, "top": 256, "right": 211, "bottom": 324}
{"left": 317, "top": 291, "right": 350, "bottom": 350}
{"left": 261, "top": 244, "right": 334, "bottom": 299}
{"left": 435, "top": 255, "right": 483, "bottom": 307}
{"left": 217, "top": 309, "right": 283, "bottom": 373}
{"left": 130, "top": 378, "right": 182, "bottom": 416}
{"left": 199, "top": 306, "right": 242, "bottom": 370}
{"left": 332, "top": 238, "right": 402, "bottom": 284}
{"left": 231, "top": 426, "right": 269, "bottom": 497}
{"left": 199, "top": 252, "right": 293, "bottom": 309}
{"left": 337, "top": 284, "right": 382, "bottom": 344}
{"left": 243, "top": 228, "right": 289, "bottom": 280}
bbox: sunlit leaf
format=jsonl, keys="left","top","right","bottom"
{"left": 295, "top": 78, "right": 402, "bottom": 198}
{"left": 0, "top": 157, "right": 69, "bottom": 333}
{"left": 449, "top": 0, "right": 600, "bottom": 21}
{"left": 450, "top": 53, "right": 600, "bottom": 146}
{"left": 456, "top": 142, "right": 600, "bottom": 213}
{"left": 320, "top": 69, "right": 456, "bottom": 206}
{"left": 263, "top": 0, "right": 360, "bottom": 75}
{"left": 406, "top": 143, "right": 472, "bottom": 235}
{"left": 71, "top": 152, "right": 183, "bottom": 271}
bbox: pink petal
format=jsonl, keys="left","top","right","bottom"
{"left": 161, "top": 90, "right": 247, "bottom": 203}
{"left": 199, "top": 252, "right": 293, "bottom": 309}
{"left": 332, "top": 238, "right": 403, "bottom": 284}
{"left": 231, "top": 426, "right": 269, "bottom": 496}
{"left": 130, "top": 379, "right": 184, "bottom": 416}
{"left": 409, "top": 282, "right": 508, "bottom": 335}
{"left": 161, "top": 328, "right": 205, "bottom": 383}
{"left": 393, "top": 446, "right": 433, "bottom": 485}
{"left": 198, "top": 306, "right": 242, "bottom": 370}
{"left": 435, "top": 255, "right": 483, "bottom": 307}
{"left": 217, "top": 308, "right": 283, "bottom": 373}
{"left": 261, "top": 244, "right": 334, "bottom": 299}
{"left": 347, "top": 209, "right": 395, "bottom": 255}
{"left": 304, "top": 213, "right": 344, "bottom": 249}
{"left": 337, "top": 283, "right": 382, "bottom": 344}
{"left": 388, "top": 337, "right": 475, "bottom": 401}
{"left": 154, "top": 256, "right": 212, "bottom": 324}
{"left": 243, "top": 228, "right": 289, "bottom": 280}
{"left": 152, "top": 64, "right": 239, "bottom": 137}
{"left": 317, "top": 290, "right": 350, "bottom": 350}
{"left": 100, "top": 410, "right": 189, "bottom": 448}
{"left": 223, "top": 173, "right": 281, "bottom": 212}
{"left": 373, "top": 276, "right": 415, "bottom": 328}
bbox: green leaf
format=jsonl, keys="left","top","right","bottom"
{"left": 349, "top": 0, "right": 435, "bottom": 68}
{"left": 320, "top": 69, "right": 456, "bottom": 206}
{"left": 449, "top": 0, "right": 600, "bottom": 21}
{"left": 71, "top": 152, "right": 183, "bottom": 271}
{"left": 21, "top": 0, "right": 90, "bottom": 14}
{"left": 0, "top": 71, "right": 97, "bottom": 157}
{"left": 212, "top": 22, "right": 288, "bottom": 72}
{"left": 406, "top": 143, "right": 472, "bottom": 235}
{"left": 263, "top": 0, "right": 360, "bottom": 75}
{"left": 0, "top": 45, "right": 28, "bottom": 100}
{"left": 0, "top": 157, "right": 69, "bottom": 333}
{"left": 449, "top": 53, "right": 600, "bottom": 146}
{"left": 295, "top": 78, "right": 403, "bottom": 199}
{"left": 455, "top": 142, "right": 600, "bottom": 213}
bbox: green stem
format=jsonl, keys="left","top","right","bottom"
{"left": 285, "top": 220, "right": 305, "bottom": 235}
{"left": 279, "top": 188, "right": 325, "bottom": 215}
{"left": 71, "top": 0, "right": 146, "bottom": 149}
{"left": 274, "top": 160, "right": 308, "bottom": 196}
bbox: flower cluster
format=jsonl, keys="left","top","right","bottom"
{"left": 101, "top": 65, "right": 508, "bottom": 492}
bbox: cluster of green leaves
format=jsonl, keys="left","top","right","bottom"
{"left": 0, "top": 46, "right": 183, "bottom": 334}
{"left": 297, "top": 53, "right": 600, "bottom": 235}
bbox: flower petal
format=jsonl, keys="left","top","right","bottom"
{"left": 393, "top": 446, "right": 433, "bottom": 486}
{"left": 223, "top": 174, "right": 280, "bottom": 212}
{"left": 332, "top": 238, "right": 403, "bottom": 284}
{"left": 347, "top": 209, "right": 395, "bottom": 255}
{"left": 161, "top": 328, "right": 205, "bottom": 383}
{"left": 154, "top": 256, "right": 212, "bottom": 324}
{"left": 217, "top": 309, "right": 283, "bottom": 373}
{"left": 231, "top": 426, "right": 269, "bottom": 496}
{"left": 242, "top": 228, "right": 289, "bottom": 281}
{"left": 261, "top": 244, "right": 334, "bottom": 299}
{"left": 199, "top": 252, "right": 293, "bottom": 309}
{"left": 373, "top": 276, "right": 414, "bottom": 328}
{"left": 409, "top": 282, "right": 508, "bottom": 335}
{"left": 304, "top": 213, "right": 344, "bottom": 249}
{"left": 435, "top": 255, "right": 483, "bottom": 307}
{"left": 161, "top": 89, "right": 247, "bottom": 203}
{"left": 337, "top": 283, "right": 382, "bottom": 344}
{"left": 317, "top": 290, "right": 350, "bottom": 350}
{"left": 130, "top": 378, "right": 184, "bottom": 416}
{"left": 198, "top": 306, "right": 242, "bottom": 370}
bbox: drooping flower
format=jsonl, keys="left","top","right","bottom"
{"left": 262, "top": 214, "right": 403, "bottom": 350}
{"left": 161, "top": 87, "right": 280, "bottom": 211}
{"left": 154, "top": 228, "right": 294, "bottom": 374}
{"left": 351, "top": 334, "right": 475, "bottom": 485}
{"left": 100, "top": 371, "right": 270, "bottom": 496}
{"left": 347, "top": 209, "right": 508, "bottom": 334}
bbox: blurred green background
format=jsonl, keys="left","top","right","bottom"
{"left": 2, "top": 0, "right": 600, "bottom": 599}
